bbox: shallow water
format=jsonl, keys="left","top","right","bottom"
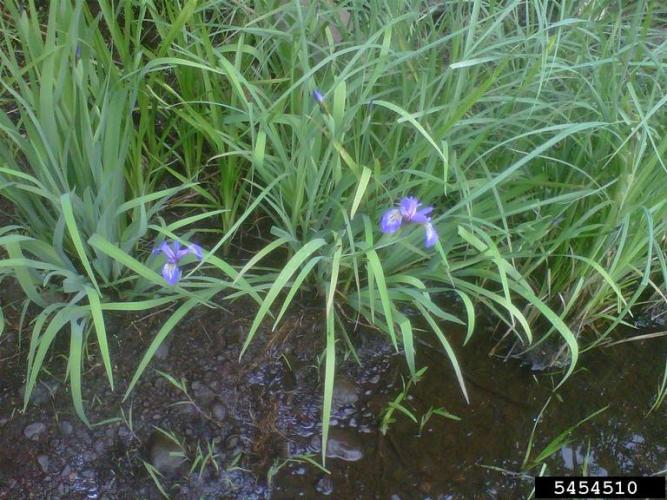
{"left": 0, "top": 296, "right": 665, "bottom": 499}
{"left": 272, "top": 323, "right": 667, "bottom": 498}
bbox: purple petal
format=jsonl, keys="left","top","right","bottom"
{"left": 412, "top": 206, "right": 434, "bottom": 224}
{"left": 162, "top": 262, "right": 182, "bottom": 286}
{"left": 187, "top": 243, "right": 203, "bottom": 260}
{"left": 380, "top": 208, "right": 403, "bottom": 234}
{"left": 423, "top": 223, "right": 438, "bottom": 248}
{"left": 171, "top": 240, "right": 184, "bottom": 259}
{"left": 153, "top": 241, "right": 175, "bottom": 261}
{"left": 312, "top": 89, "right": 324, "bottom": 104}
{"left": 174, "top": 242, "right": 204, "bottom": 261}
{"left": 399, "top": 197, "right": 421, "bottom": 222}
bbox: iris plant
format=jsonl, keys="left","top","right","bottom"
{"left": 152, "top": 240, "right": 204, "bottom": 285}
{"left": 380, "top": 196, "right": 439, "bottom": 248}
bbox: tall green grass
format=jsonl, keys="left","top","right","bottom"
{"left": 0, "top": 0, "right": 665, "bottom": 461}
{"left": 0, "top": 1, "right": 246, "bottom": 423}
{"left": 142, "top": 0, "right": 665, "bottom": 458}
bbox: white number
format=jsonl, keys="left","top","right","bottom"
{"left": 591, "top": 481, "right": 600, "bottom": 495}
{"left": 615, "top": 480, "right": 624, "bottom": 494}
{"left": 578, "top": 480, "right": 589, "bottom": 495}
{"left": 566, "top": 482, "right": 577, "bottom": 495}
{"left": 602, "top": 480, "right": 614, "bottom": 494}
{"left": 554, "top": 480, "right": 564, "bottom": 495}
{"left": 627, "top": 481, "right": 638, "bottom": 495}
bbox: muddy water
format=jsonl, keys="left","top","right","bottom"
{"left": 0, "top": 294, "right": 665, "bottom": 499}
{"left": 272, "top": 322, "right": 667, "bottom": 499}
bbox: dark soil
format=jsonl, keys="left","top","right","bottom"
{"left": 0, "top": 284, "right": 665, "bottom": 499}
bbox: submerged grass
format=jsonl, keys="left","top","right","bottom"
{"left": 0, "top": 0, "right": 665, "bottom": 465}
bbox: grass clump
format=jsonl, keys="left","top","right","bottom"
{"left": 0, "top": 1, "right": 244, "bottom": 423}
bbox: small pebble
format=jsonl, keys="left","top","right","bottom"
{"left": 294, "top": 466, "right": 306, "bottom": 476}
{"left": 332, "top": 377, "right": 360, "bottom": 409}
{"left": 154, "top": 342, "right": 170, "bottom": 361}
{"left": 61, "top": 465, "right": 72, "bottom": 478}
{"left": 315, "top": 475, "right": 334, "bottom": 495}
{"left": 59, "top": 420, "right": 73, "bottom": 435}
{"left": 147, "top": 431, "right": 186, "bottom": 475}
{"left": 325, "top": 429, "right": 364, "bottom": 462}
{"left": 81, "top": 469, "right": 96, "bottom": 479}
{"left": 225, "top": 434, "right": 241, "bottom": 452}
{"left": 94, "top": 440, "right": 107, "bottom": 456}
{"left": 24, "top": 422, "right": 47, "bottom": 440}
{"left": 212, "top": 403, "right": 226, "bottom": 421}
{"left": 37, "top": 455, "right": 50, "bottom": 473}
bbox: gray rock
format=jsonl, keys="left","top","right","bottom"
{"left": 294, "top": 466, "right": 306, "bottom": 476}
{"left": 225, "top": 433, "right": 242, "bottom": 455}
{"left": 61, "top": 465, "right": 72, "bottom": 478}
{"left": 332, "top": 377, "right": 360, "bottom": 409}
{"left": 315, "top": 475, "right": 334, "bottom": 495}
{"left": 325, "top": 429, "right": 364, "bottom": 462}
{"left": 154, "top": 342, "right": 170, "bottom": 361}
{"left": 193, "top": 384, "right": 216, "bottom": 405}
{"left": 24, "top": 422, "right": 47, "bottom": 440}
{"left": 147, "top": 431, "right": 186, "bottom": 475}
{"left": 177, "top": 403, "right": 197, "bottom": 417}
{"left": 212, "top": 403, "right": 226, "bottom": 421}
{"left": 94, "top": 440, "right": 107, "bottom": 456}
{"left": 59, "top": 420, "right": 73, "bottom": 435}
{"left": 37, "top": 455, "right": 50, "bottom": 473}
{"left": 118, "top": 425, "right": 132, "bottom": 445}
{"left": 77, "top": 429, "right": 92, "bottom": 445}
{"left": 21, "top": 379, "right": 60, "bottom": 406}
{"left": 81, "top": 469, "right": 96, "bottom": 479}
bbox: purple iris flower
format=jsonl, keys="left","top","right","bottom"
{"left": 399, "top": 196, "right": 434, "bottom": 224}
{"left": 152, "top": 240, "right": 203, "bottom": 286}
{"left": 379, "top": 208, "right": 403, "bottom": 234}
{"left": 379, "top": 196, "right": 439, "bottom": 248}
{"left": 312, "top": 89, "right": 324, "bottom": 104}
{"left": 423, "top": 222, "right": 438, "bottom": 248}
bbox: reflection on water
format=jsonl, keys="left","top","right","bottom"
{"left": 273, "top": 323, "right": 667, "bottom": 498}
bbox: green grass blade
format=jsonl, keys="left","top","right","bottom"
{"left": 85, "top": 286, "right": 114, "bottom": 390}
{"left": 240, "top": 238, "right": 327, "bottom": 358}
{"left": 350, "top": 166, "right": 372, "bottom": 219}
{"left": 68, "top": 318, "right": 90, "bottom": 426}
{"left": 61, "top": 193, "right": 100, "bottom": 293}
{"left": 366, "top": 249, "right": 397, "bottom": 350}
{"left": 321, "top": 241, "right": 343, "bottom": 463}
{"left": 417, "top": 304, "right": 469, "bottom": 404}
